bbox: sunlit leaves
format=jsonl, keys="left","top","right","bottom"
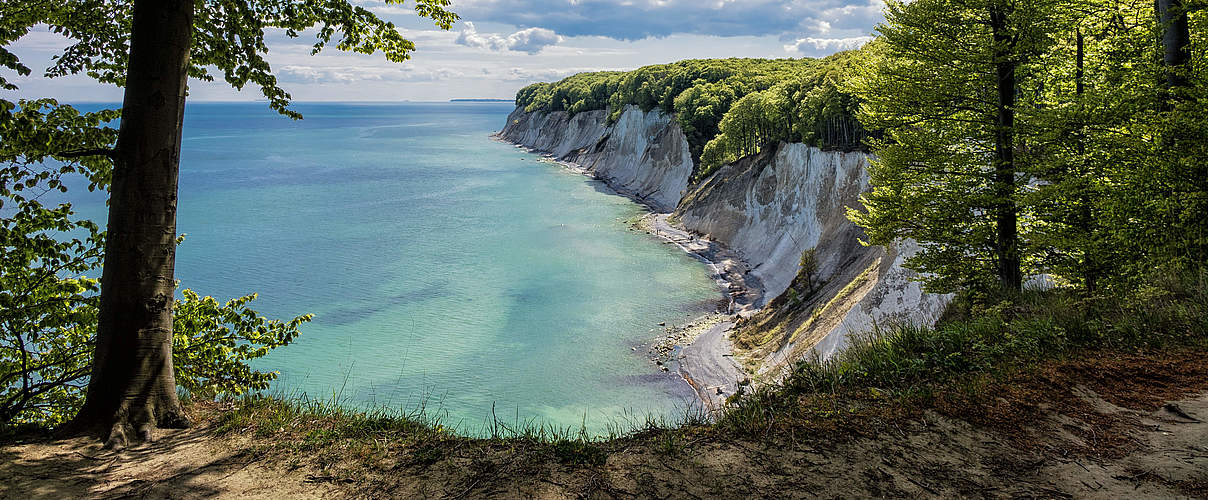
{"left": 0, "top": 99, "right": 118, "bottom": 200}
{"left": 2, "top": 0, "right": 459, "bottom": 118}
{"left": 172, "top": 289, "right": 312, "bottom": 399}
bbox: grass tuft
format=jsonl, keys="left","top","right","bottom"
{"left": 717, "top": 268, "right": 1208, "bottom": 437}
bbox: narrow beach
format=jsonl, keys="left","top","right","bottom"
{"left": 493, "top": 133, "right": 766, "bottom": 412}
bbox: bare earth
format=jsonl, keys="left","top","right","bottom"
{"left": 1, "top": 427, "right": 340, "bottom": 499}
{"left": 4, "top": 358, "right": 1206, "bottom": 499}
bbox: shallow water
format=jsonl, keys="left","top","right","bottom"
{"left": 68, "top": 102, "right": 721, "bottom": 434}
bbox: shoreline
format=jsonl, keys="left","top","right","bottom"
{"left": 492, "top": 132, "right": 765, "bottom": 413}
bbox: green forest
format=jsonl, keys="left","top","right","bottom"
{"left": 519, "top": 0, "right": 1207, "bottom": 298}
{"left": 515, "top": 54, "right": 868, "bottom": 179}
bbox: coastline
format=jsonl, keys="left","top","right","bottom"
{"left": 492, "top": 132, "right": 765, "bottom": 413}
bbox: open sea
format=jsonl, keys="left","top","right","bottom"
{"left": 66, "top": 102, "right": 721, "bottom": 434}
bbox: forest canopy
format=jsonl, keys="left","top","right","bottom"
{"left": 514, "top": 53, "right": 868, "bottom": 179}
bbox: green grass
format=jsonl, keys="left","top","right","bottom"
{"left": 716, "top": 269, "right": 1208, "bottom": 436}
{"left": 203, "top": 388, "right": 713, "bottom": 474}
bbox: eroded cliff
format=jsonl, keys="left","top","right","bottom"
{"left": 499, "top": 106, "right": 949, "bottom": 377}
{"left": 500, "top": 105, "right": 692, "bottom": 212}
{"left": 674, "top": 143, "right": 950, "bottom": 373}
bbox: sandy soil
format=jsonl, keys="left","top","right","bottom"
{"left": 5, "top": 351, "right": 1206, "bottom": 499}
{"left": 676, "top": 320, "right": 745, "bottom": 411}
{"left": 0, "top": 427, "right": 339, "bottom": 499}
{"left": 4, "top": 391, "right": 1204, "bottom": 499}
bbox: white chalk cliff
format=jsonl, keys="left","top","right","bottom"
{"left": 501, "top": 105, "right": 692, "bottom": 212}
{"left": 500, "top": 106, "right": 950, "bottom": 372}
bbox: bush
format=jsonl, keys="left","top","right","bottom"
{"left": 1, "top": 106, "right": 311, "bottom": 428}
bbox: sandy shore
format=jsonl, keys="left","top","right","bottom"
{"left": 494, "top": 134, "right": 765, "bottom": 413}
{"left": 639, "top": 213, "right": 763, "bottom": 411}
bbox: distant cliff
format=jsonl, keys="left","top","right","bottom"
{"left": 500, "top": 105, "right": 693, "bottom": 212}
{"left": 499, "top": 106, "right": 949, "bottom": 375}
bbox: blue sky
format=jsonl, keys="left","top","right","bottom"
{"left": 5, "top": 0, "right": 881, "bottom": 102}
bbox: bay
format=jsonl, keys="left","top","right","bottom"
{"left": 66, "top": 102, "right": 721, "bottom": 434}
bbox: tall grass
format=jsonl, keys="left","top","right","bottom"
{"left": 717, "top": 269, "right": 1208, "bottom": 435}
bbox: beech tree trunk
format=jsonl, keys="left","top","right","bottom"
{"left": 68, "top": 0, "right": 194, "bottom": 448}
{"left": 1157, "top": 0, "right": 1191, "bottom": 91}
{"left": 991, "top": 5, "right": 1022, "bottom": 292}
{"left": 1074, "top": 28, "right": 1098, "bottom": 293}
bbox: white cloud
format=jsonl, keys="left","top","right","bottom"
{"left": 277, "top": 65, "right": 465, "bottom": 84}
{"left": 3, "top": 2, "right": 886, "bottom": 102}
{"left": 451, "top": 0, "right": 883, "bottom": 41}
{"left": 783, "top": 36, "right": 873, "bottom": 56}
{"left": 455, "top": 22, "right": 563, "bottom": 54}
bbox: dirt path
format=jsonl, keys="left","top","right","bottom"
{"left": 0, "top": 426, "right": 338, "bottom": 499}
{"left": 5, "top": 385, "right": 1205, "bottom": 499}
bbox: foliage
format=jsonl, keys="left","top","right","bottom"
{"left": 2, "top": 0, "right": 457, "bottom": 119}
{"left": 0, "top": 100, "right": 114, "bottom": 426}
{"left": 2, "top": 263, "right": 312, "bottom": 428}
{"left": 797, "top": 249, "right": 819, "bottom": 294}
{"left": 849, "top": 0, "right": 1208, "bottom": 295}
{"left": 0, "top": 102, "right": 310, "bottom": 427}
{"left": 172, "top": 289, "right": 313, "bottom": 399}
{"left": 514, "top": 54, "right": 871, "bottom": 176}
{"left": 848, "top": 0, "right": 1061, "bottom": 293}
{"left": 699, "top": 50, "right": 869, "bottom": 178}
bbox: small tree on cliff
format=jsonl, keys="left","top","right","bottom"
{"left": 848, "top": 0, "right": 1057, "bottom": 294}
{"left": 1, "top": 0, "right": 456, "bottom": 448}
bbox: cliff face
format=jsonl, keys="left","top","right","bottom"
{"left": 676, "top": 143, "right": 870, "bottom": 302}
{"left": 500, "top": 106, "right": 949, "bottom": 373}
{"left": 500, "top": 105, "right": 693, "bottom": 212}
{"left": 675, "top": 143, "right": 950, "bottom": 370}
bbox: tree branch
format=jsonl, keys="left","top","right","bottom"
{"left": 55, "top": 148, "right": 116, "bottom": 160}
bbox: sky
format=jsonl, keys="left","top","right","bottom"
{"left": 5, "top": 0, "right": 883, "bottom": 103}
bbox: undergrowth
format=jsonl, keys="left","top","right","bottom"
{"left": 205, "top": 391, "right": 709, "bottom": 473}
{"left": 716, "top": 269, "right": 1208, "bottom": 436}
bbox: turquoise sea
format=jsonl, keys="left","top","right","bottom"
{"left": 69, "top": 102, "right": 721, "bottom": 434}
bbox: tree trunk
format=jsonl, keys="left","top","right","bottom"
{"left": 991, "top": 5, "right": 1022, "bottom": 292}
{"left": 68, "top": 0, "right": 194, "bottom": 449}
{"left": 1075, "top": 28, "right": 1098, "bottom": 293}
{"left": 1157, "top": 0, "right": 1191, "bottom": 92}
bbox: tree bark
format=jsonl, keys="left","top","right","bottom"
{"left": 991, "top": 5, "right": 1022, "bottom": 292}
{"left": 1075, "top": 28, "right": 1098, "bottom": 293}
{"left": 1157, "top": 0, "right": 1191, "bottom": 92}
{"left": 67, "top": 0, "right": 194, "bottom": 448}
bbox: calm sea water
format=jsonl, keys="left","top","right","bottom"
{"left": 69, "top": 102, "right": 720, "bottom": 434}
